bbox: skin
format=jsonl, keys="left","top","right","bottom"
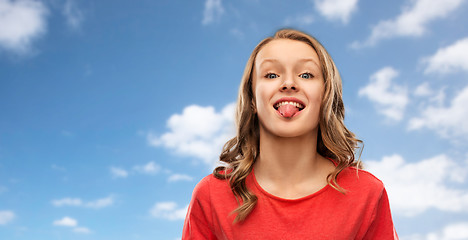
{"left": 252, "top": 39, "right": 336, "bottom": 199}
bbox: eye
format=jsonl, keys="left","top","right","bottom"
{"left": 299, "top": 72, "right": 314, "bottom": 79}
{"left": 265, "top": 73, "right": 279, "bottom": 79}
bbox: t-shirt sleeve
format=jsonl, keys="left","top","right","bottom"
{"left": 182, "top": 175, "right": 217, "bottom": 240}
{"left": 363, "top": 188, "right": 399, "bottom": 240}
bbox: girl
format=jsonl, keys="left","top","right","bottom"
{"left": 182, "top": 29, "right": 398, "bottom": 240}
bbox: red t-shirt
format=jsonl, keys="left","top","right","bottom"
{"left": 182, "top": 166, "right": 398, "bottom": 240}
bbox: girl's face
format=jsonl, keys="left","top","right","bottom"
{"left": 252, "top": 39, "right": 324, "bottom": 139}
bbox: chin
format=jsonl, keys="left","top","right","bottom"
{"left": 277, "top": 130, "right": 314, "bottom": 139}
{"left": 261, "top": 123, "right": 317, "bottom": 139}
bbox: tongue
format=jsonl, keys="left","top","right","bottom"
{"left": 278, "top": 104, "right": 299, "bottom": 118}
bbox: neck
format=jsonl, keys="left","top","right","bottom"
{"left": 254, "top": 126, "right": 323, "bottom": 184}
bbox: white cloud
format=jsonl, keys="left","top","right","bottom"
{"left": 284, "top": 14, "right": 314, "bottom": 26}
{"left": 62, "top": 0, "right": 84, "bottom": 29}
{"left": 413, "top": 82, "right": 446, "bottom": 108}
{"left": 168, "top": 173, "right": 193, "bottom": 183}
{"left": 52, "top": 196, "right": 114, "bottom": 209}
{"left": 148, "top": 103, "right": 235, "bottom": 166}
{"left": 359, "top": 67, "right": 408, "bottom": 121}
{"left": 0, "top": 0, "right": 48, "bottom": 54}
{"left": 73, "top": 226, "right": 91, "bottom": 234}
{"left": 366, "top": 154, "right": 468, "bottom": 217}
{"left": 84, "top": 196, "right": 114, "bottom": 209}
{"left": 53, "top": 216, "right": 92, "bottom": 234}
{"left": 150, "top": 201, "right": 187, "bottom": 221}
{"left": 202, "top": 0, "right": 224, "bottom": 25}
{"left": 110, "top": 166, "right": 128, "bottom": 178}
{"left": 352, "top": 0, "right": 465, "bottom": 48}
{"left": 438, "top": 222, "right": 468, "bottom": 240}
{"left": 229, "top": 28, "right": 244, "bottom": 40}
{"left": 402, "top": 222, "right": 468, "bottom": 240}
{"left": 0, "top": 210, "right": 15, "bottom": 225}
{"left": 408, "top": 85, "right": 468, "bottom": 139}
{"left": 422, "top": 37, "right": 468, "bottom": 74}
{"left": 53, "top": 216, "right": 77, "bottom": 227}
{"left": 314, "top": 0, "right": 358, "bottom": 24}
{"left": 133, "top": 161, "right": 161, "bottom": 175}
{"left": 110, "top": 162, "right": 167, "bottom": 178}
{"left": 52, "top": 197, "right": 82, "bottom": 207}
{"left": 414, "top": 82, "right": 433, "bottom": 97}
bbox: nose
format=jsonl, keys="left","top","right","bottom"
{"left": 280, "top": 75, "right": 298, "bottom": 92}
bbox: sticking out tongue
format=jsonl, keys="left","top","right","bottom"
{"left": 278, "top": 104, "right": 299, "bottom": 118}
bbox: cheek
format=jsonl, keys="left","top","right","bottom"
{"left": 305, "top": 83, "right": 325, "bottom": 117}
{"left": 308, "top": 83, "right": 325, "bottom": 102}
{"left": 254, "top": 90, "right": 266, "bottom": 112}
{"left": 254, "top": 83, "right": 273, "bottom": 117}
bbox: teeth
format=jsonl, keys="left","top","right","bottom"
{"left": 275, "top": 101, "right": 304, "bottom": 109}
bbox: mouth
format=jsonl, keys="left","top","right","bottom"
{"left": 273, "top": 97, "right": 306, "bottom": 118}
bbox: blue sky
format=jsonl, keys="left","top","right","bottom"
{"left": 1, "top": 0, "right": 468, "bottom": 239}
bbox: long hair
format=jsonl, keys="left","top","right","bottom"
{"left": 213, "top": 29, "right": 363, "bottom": 223}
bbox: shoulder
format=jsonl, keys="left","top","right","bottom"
{"left": 192, "top": 174, "right": 214, "bottom": 198}
{"left": 189, "top": 173, "right": 238, "bottom": 218}
{"left": 326, "top": 158, "right": 384, "bottom": 191}
{"left": 340, "top": 166, "right": 385, "bottom": 187}
{"left": 192, "top": 174, "right": 231, "bottom": 200}
{"left": 338, "top": 166, "right": 386, "bottom": 197}
{"left": 188, "top": 175, "right": 219, "bottom": 211}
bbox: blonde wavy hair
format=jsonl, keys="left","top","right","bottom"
{"left": 214, "top": 29, "right": 362, "bottom": 223}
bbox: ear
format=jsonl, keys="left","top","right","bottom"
{"left": 251, "top": 99, "right": 257, "bottom": 114}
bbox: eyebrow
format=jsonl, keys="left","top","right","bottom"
{"left": 258, "top": 58, "right": 320, "bottom": 69}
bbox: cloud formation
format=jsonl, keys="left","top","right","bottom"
{"left": 359, "top": 67, "right": 408, "bottom": 121}
{"left": 402, "top": 222, "right": 468, "bottom": 240}
{"left": 408, "top": 85, "right": 468, "bottom": 139}
{"left": 284, "top": 14, "right": 314, "bottom": 26}
{"left": 110, "top": 161, "right": 165, "bottom": 179}
{"left": 133, "top": 161, "right": 161, "bottom": 175}
{"left": 352, "top": 0, "right": 465, "bottom": 48}
{"left": 53, "top": 216, "right": 77, "bottom": 227}
{"left": 422, "top": 37, "right": 468, "bottom": 74}
{"left": 53, "top": 216, "right": 91, "bottom": 234}
{"left": 62, "top": 0, "right": 84, "bottom": 29}
{"left": 0, "top": 0, "right": 48, "bottom": 54}
{"left": 52, "top": 197, "right": 82, "bottom": 207}
{"left": 0, "top": 210, "right": 15, "bottom": 225}
{"left": 366, "top": 154, "right": 468, "bottom": 217}
{"left": 202, "top": 0, "right": 224, "bottom": 25}
{"left": 73, "top": 227, "right": 92, "bottom": 234}
{"left": 148, "top": 103, "right": 236, "bottom": 166}
{"left": 85, "top": 196, "right": 114, "bottom": 209}
{"left": 110, "top": 166, "right": 128, "bottom": 178}
{"left": 168, "top": 173, "right": 193, "bottom": 183}
{"left": 314, "top": 0, "right": 358, "bottom": 24}
{"left": 52, "top": 196, "right": 114, "bottom": 209}
{"left": 150, "top": 201, "right": 187, "bottom": 221}
{"left": 413, "top": 82, "right": 433, "bottom": 97}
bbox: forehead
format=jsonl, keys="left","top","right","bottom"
{"left": 255, "top": 39, "right": 320, "bottom": 67}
